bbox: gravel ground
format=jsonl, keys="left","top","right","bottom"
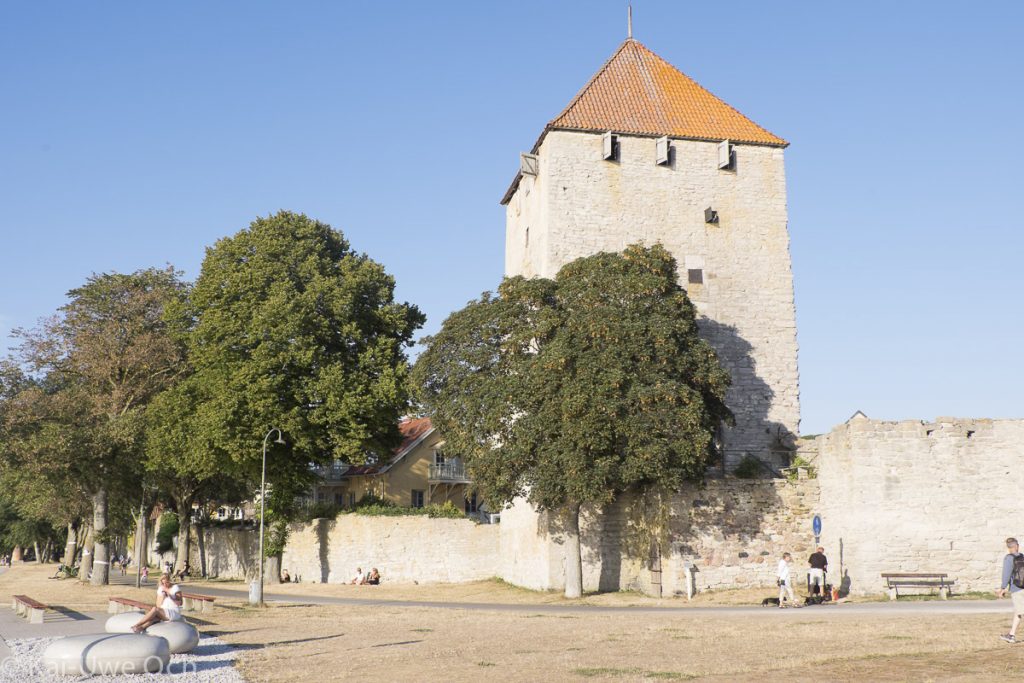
{"left": 0, "top": 635, "right": 245, "bottom": 682}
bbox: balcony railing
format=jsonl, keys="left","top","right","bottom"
{"left": 314, "top": 464, "right": 349, "bottom": 481}
{"left": 429, "top": 462, "right": 470, "bottom": 482}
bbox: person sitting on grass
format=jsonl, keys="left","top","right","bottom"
{"left": 281, "top": 569, "right": 291, "bottom": 583}
{"left": 132, "top": 573, "right": 184, "bottom": 632}
{"left": 365, "top": 568, "right": 381, "bottom": 585}
{"left": 350, "top": 567, "right": 364, "bottom": 585}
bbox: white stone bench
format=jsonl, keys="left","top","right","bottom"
{"left": 12, "top": 594, "right": 47, "bottom": 624}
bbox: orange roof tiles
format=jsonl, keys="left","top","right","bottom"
{"left": 395, "top": 416, "right": 433, "bottom": 455}
{"left": 501, "top": 39, "right": 785, "bottom": 205}
{"left": 551, "top": 39, "right": 786, "bottom": 146}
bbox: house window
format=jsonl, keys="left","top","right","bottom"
{"left": 348, "top": 492, "right": 356, "bottom": 508}
{"left": 334, "top": 493, "right": 344, "bottom": 505}
{"left": 687, "top": 269, "right": 703, "bottom": 285}
{"left": 465, "top": 492, "right": 479, "bottom": 514}
{"left": 411, "top": 490, "right": 425, "bottom": 508}
{"left": 434, "top": 450, "right": 446, "bottom": 466}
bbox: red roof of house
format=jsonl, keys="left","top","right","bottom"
{"left": 395, "top": 416, "right": 433, "bottom": 455}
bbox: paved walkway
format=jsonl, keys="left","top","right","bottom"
{"left": 185, "top": 582, "right": 1009, "bottom": 617}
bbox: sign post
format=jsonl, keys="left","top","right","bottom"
{"left": 812, "top": 514, "right": 822, "bottom": 546}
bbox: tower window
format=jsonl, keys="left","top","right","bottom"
{"left": 717, "top": 140, "right": 735, "bottom": 170}
{"left": 602, "top": 132, "right": 618, "bottom": 161}
{"left": 656, "top": 136, "right": 670, "bottom": 165}
{"left": 688, "top": 269, "right": 704, "bottom": 285}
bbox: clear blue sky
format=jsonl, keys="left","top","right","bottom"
{"left": 2, "top": 1, "right": 1021, "bottom": 434}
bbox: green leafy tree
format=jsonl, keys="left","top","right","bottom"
{"left": 413, "top": 244, "right": 732, "bottom": 597}
{"left": 182, "top": 211, "right": 424, "bottom": 576}
{"left": 9, "top": 268, "right": 189, "bottom": 584}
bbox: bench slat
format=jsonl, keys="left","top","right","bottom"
{"left": 13, "top": 595, "right": 48, "bottom": 610}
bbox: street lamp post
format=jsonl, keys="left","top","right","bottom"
{"left": 253, "top": 427, "right": 285, "bottom": 606}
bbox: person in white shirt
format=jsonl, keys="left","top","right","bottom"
{"left": 777, "top": 552, "right": 798, "bottom": 608}
{"left": 350, "top": 567, "right": 365, "bottom": 585}
{"left": 132, "top": 573, "right": 184, "bottom": 632}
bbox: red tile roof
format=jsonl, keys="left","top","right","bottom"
{"left": 551, "top": 39, "right": 786, "bottom": 146}
{"left": 502, "top": 39, "right": 786, "bottom": 204}
{"left": 395, "top": 416, "right": 433, "bottom": 456}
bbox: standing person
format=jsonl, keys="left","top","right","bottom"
{"left": 808, "top": 546, "right": 828, "bottom": 595}
{"left": 997, "top": 537, "right": 1024, "bottom": 643}
{"left": 777, "top": 552, "right": 798, "bottom": 608}
{"left": 132, "top": 573, "right": 184, "bottom": 632}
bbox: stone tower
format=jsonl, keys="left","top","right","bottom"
{"left": 501, "top": 39, "right": 800, "bottom": 469}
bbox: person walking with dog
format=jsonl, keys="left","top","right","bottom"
{"left": 997, "top": 537, "right": 1024, "bottom": 643}
{"left": 777, "top": 552, "right": 798, "bottom": 608}
{"left": 807, "top": 546, "right": 828, "bottom": 596}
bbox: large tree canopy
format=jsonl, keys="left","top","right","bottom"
{"left": 413, "top": 244, "right": 732, "bottom": 597}
{"left": 180, "top": 211, "right": 424, "bottom": 564}
{"left": 6, "top": 267, "right": 189, "bottom": 584}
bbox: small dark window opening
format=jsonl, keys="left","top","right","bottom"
{"left": 966, "top": 430, "right": 975, "bottom": 439}
{"left": 525, "top": 226, "right": 529, "bottom": 248}
{"left": 688, "top": 269, "right": 704, "bottom": 285}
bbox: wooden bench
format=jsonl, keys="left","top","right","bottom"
{"left": 12, "top": 594, "right": 48, "bottom": 624}
{"left": 180, "top": 592, "right": 216, "bottom": 613}
{"left": 108, "top": 596, "right": 152, "bottom": 614}
{"left": 881, "top": 572, "right": 953, "bottom": 600}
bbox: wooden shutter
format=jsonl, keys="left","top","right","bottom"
{"left": 656, "top": 136, "right": 669, "bottom": 165}
{"left": 602, "top": 132, "right": 615, "bottom": 160}
{"left": 718, "top": 140, "right": 732, "bottom": 169}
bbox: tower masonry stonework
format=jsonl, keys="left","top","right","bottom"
{"left": 502, "top": 39, "right": 799, "bottom": 469}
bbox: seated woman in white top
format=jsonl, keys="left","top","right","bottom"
{"left": 132, "top": 574, "right": 184, "bottom": 632}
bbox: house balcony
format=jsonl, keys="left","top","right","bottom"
{"left": 429, "top": 463, "right": 471, "bottom": 483}
{"left": 313, "top": 464, "right": 349, "bottom": 481}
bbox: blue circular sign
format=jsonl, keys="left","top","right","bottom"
{"left": 812, "top": 515, "right": 822, "bottom": 536}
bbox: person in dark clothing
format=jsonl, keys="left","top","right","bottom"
{"left": 807, "top": 546, "right": 828, "bottom": 595}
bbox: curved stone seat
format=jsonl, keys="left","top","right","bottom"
{"left": 42, "top": 633, "right": 170, "bottom": 675}
{"left": 146, "top": 620, "right": 200, "bottom": 653}
{"left": 105, "top": 610, "right": 145, "bottom": 633}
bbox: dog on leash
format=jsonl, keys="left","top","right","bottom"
{"left": 761, "top": 597, "right": 781, "bottom": 607}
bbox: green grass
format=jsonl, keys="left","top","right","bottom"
{"left": 410, "top": 628, "right": 433, "bottom": 633}
{"left": 477, "top": 661, "right": 496, "bottom": 667}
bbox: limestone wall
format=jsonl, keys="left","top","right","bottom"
{"left": 815, "top": 417, "right": 1024, "bottom": 594}
{"left": 505, "top": 130, "right": 800, "bottom": 467}
{"left": 498, "top": 479, "right": 819, "bottom": 595}
{"left": 193, "top": 516, "right": 499, "bottom": 584}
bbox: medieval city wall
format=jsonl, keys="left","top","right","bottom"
{"left": 505, "top": 130, "right": 800, "bottom": 467}
{"left": 498, "top": 479, "right": 818, "bottom": 595}
{"left": 814, "top": 417, "right": 1024, "bottom": 594}
{"left": 193, "top": 515, "right": 499, "bottom": 584}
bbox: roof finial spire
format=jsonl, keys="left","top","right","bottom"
{"left": 627, "top": 3, "right": 633, "bottom": 39}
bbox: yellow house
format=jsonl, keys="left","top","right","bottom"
{"left": 311, "top": 418, "right": 479, "bottom": 513}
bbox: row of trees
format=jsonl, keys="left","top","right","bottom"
{"left": 2, "top": 211, "right": 732, "bottom": 599}
{"left": 0, "top": 211, "right": 424, "bottom": 584}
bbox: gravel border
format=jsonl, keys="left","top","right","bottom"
{"left": 0, "top": 635, "right": 245, "bottom": 682}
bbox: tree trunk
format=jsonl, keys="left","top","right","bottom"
{"left": 174, "top": 496, "right": 194, "bottom": 572}
{"left": 33, "top": 540, "right": 42, "bottom": 563}
{"left": 266, "top": 554, "right": 282, "bottom": 585}
{"left": 91, "top": 488, "right": 110, "bottom": 586}
{"left": 79, "top": 526, "right": 94, "bottom": 581}
{"left": 196, "top": 523, "right": 207, "bottom": 578}
{"left": 564, "top": 503, "right": 583, "bottom": 599}
{"left": 63, "top": 521, "right": 78, "bottom": 565}
{"left": 12, "top": 546, "right": 22, "bottom": 562}
{"left": 135, "top": 503, "right": 148, "bottom": 588}
{"left": 42, "top": 539, "right": 54, "bottom": 563}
